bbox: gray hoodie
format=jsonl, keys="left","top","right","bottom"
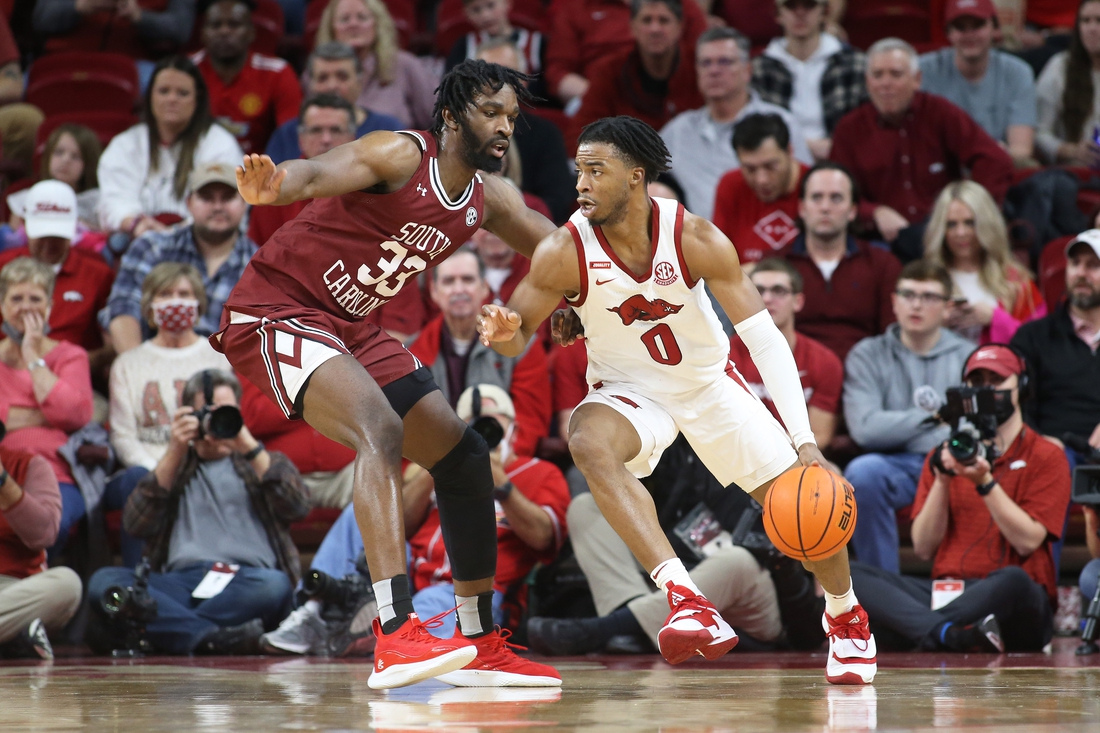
{"left": 843, "top": 324, "right": 974, "bottom": 454}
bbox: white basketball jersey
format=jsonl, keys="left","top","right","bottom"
{"left": 566, "top": 197, "right": 730, "bottom": 396}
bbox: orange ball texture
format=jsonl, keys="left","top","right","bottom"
{"left": 763, "top": 466, "right": 857, "bottom": 562}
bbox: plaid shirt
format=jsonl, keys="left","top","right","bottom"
{"left": 751, "top": 45, "right": 868, "bottom": 135}
{"left": 123, "top": 451, "right": 311, "bottom": 585}
{"left": 100, "top": 224, "right": 257, "bottom": 335}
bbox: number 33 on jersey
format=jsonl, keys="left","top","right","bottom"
{"left": 566, "top": 197, "right": 731, "bottom": 395}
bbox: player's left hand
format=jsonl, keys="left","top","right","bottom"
{"left": 477, "top": 304, "right": 522, "bottom": 346}
{"left": 551, "top": 308, "right": 585, "bottom": 346}
{"left": 796, "top": 443, "right": 840, "bottom": 476}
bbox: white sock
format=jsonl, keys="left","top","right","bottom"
{"left": 455, "top": 593, "right": 493, "bottom": 637}
{"left": 824, "top": 581, "right": 858, "bottom": 618}
{"left": 650, "top": 558, "right": 702, "bottom": 597}
{"left": 304, "top": 599, "right": 321, "bottom": 614}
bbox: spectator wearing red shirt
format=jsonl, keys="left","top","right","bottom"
{"left": 785, "top": 161, "right": 901, "bottom": 363}
{"left": 409, "top": 250, "right": 551, "bottom": 458}
{"left": 0, "top": 446, "right": 82, "bottom": 660}
{"left": 570, "top": 0, "right": 704, "bottom": 139}
{"left": 730, "top": 259, "right": 842, "bottom": 448}
{"left": 248, "top": 94, "right": 356, "bottom": 247}
{"left": 830, "top": 38, "right": 1014, "bottom": 263}
{"left": 193, "top": 0, "right": 303, "bottom": 154}
{"left": 713, "top": 113, "right": 807, "bottom": 266}
{"left": 545, "top": 0, "right": 706, "bottom": 106}
{"left": 0, "top": 182, "right": 113, "bottom": 354}
{"left": 851, "top": 344, "right": 1070, "bottom": 653}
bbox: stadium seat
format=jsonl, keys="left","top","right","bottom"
{"left": 26, "top": 52, "right": 141, "bottom": 117}
{"left": 844, "top": 0, "right": 932, "bottom": 51}
{"left": 1039, "top": 234, "right": 1071, "bottom": 309}
{"left": 32, "top": 111, "right": 139, "bottom": 175}
{"left": 433, "top": 0, "right": 545, "bottom": 58}
{"left": 252, "top": 0, "right": 285, "bottom": 55}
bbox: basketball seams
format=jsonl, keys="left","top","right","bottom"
{"left": 766, "top": 473, "right": 797, "bottom": 558}
{"left": 804, "top": 468, "right": 839, "bottom": 554}
{"left": 764, "top": 466, "right": 856, "bottom": 562}
{"left": 794, "top": 468, "right": 807, "bottom": 561}
{"left": 808, "top": 477, "right": 857, "bottom": 560}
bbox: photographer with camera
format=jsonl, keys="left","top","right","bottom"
{"left": 262, "top": 385, "right": 567, "bottom": 685}
{"left": 0, "top": 441, "right": 82, "bottom": 660}
{"left": 85, "top": 369, "right": 311, "bottom": 656}
{"left": 850, "top": 344, "right": 1071, "bottom": 652}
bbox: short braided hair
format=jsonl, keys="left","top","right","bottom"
{"left": 577, "top": 116, "right": 671, "bottom": 183}
{"left": 432, "top": 60, "right": 535, "bottom": 136}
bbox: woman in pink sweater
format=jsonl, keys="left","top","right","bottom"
{"left": 0, "top": 257, "right": 93, "bottom": 557}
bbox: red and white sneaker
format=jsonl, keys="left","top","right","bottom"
{"left": 823, "top": 605, "right": 877, "bottom": 685}
{"left": 656, "top": 583, "right": 739, "bottom": 665}
{"left": 367, "top": 612, "right": 478, "bottom": 690}
{"left": 436, "top": 627, "right": 562, "bottom": 687}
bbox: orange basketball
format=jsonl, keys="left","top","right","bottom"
{"left": 762, "top": 466, "right": 857, "bottom": 562}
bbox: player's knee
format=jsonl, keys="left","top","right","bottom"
{"left": 348, "top": 407, "right": 404, "bottom": 461}
{"left": 568, "top": 427, "right": 614, "bottom": 473}
{"left": 429, "top": 426, "right": 493, "bottom": 499}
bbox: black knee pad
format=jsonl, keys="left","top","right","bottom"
{"left": 430, "top": 426, "right": 497, "bottom": 581}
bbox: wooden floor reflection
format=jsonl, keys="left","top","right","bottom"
{"left": 3, "top": 641, "right": 1100, "bottom": 731}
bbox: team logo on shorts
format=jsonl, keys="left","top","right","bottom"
{"left": 654, "top": 261, "right": 678, "bottom": 286}
{"left": 608, "top": 294, "right": 683, "bottom": 326}
{"left": 466, "top": 206, "right": 478, "bottom": 227}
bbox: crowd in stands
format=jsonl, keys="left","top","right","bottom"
{"left": 1, "top": 0, "right": 1100, "bottom": 663}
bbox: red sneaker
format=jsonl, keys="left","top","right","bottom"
{"left": 367, "top": 612, "right": 478, "bottom": 690}
{"left": 435, "top": 627, "right": 562, "bottom": 687}
{"left": 656, "top": 583, "right": 739, "bottom": 665}
{"left": 823, "top": 605, "right": 877, "bottom": 685}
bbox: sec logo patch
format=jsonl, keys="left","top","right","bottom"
{"left": 654, "top": 261, "right": 677, "bottom": 286}
{"left": 466, "top": 207, "right": 478, "bottom": 227}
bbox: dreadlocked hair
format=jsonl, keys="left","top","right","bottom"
{"left": 577, "top": 116, "right": 671, "bottom": 184}
{"left": 431, "top": 60, "right": 536, "bottom": 136}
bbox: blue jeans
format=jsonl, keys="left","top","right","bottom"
{"left": 844, "top": 452, "right": 927, "bottom": 573}
{"left": 87, "top": 563, "right": 293, "bottom": 654}
{"left": 50, "top": 482, "right": 85, "bottom": 560}
{"left": 1081, "top": 558, "right": 1100, "bottom": 609}
{"left": 105, "top": 466, "right": 148, "bottom": 568}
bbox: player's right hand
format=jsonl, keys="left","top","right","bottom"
{"left": 477, "top": 304, "right": 522, "bottom": 346}
{"left": 236, "top": 154, "right": 287, "bottom": 205}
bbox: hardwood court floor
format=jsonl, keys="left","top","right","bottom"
{"left": 2, "top": 638, "right": 1099, "bottom": 732}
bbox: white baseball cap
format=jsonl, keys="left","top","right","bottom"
{"left": 456, "top": 384, "right": 515, "bottom": 422}
{"left": 1067, "top": 229, "right": 1100, "bottom": 259}
{"left": 24, "top": 180, "right": 77, "bottom": 241}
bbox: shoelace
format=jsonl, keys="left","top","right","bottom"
{"left": 826, "top": 612, "right": 871, "bottom": 643}
{"left": 482, "top": 626, "right": 528, "bottom": 655}
{"left": 402, "top": 605, "right": 461, "bottom": 637}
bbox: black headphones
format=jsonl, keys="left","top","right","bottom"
{"left": 471, "top": 385, "right": 482, "bottom": 418}
{"left": 960, "top": 342, "right": 1032, "bottom": 400}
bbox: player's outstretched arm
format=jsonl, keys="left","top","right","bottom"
{"left": 682, "top": 214, "right": 827, "bottom": 466}
{"left": 236, "top": 132, "right": 423, "bottom": 206}
{"left": 477, "top": 228, "right": 580, "bottom": 357}
{"left": 480, "top": 174, "right": 558, "bottom": 259}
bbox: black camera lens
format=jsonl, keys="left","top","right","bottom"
{"left": 101, "top": 586, "right": 130, "bottom": 616}
{"left": 471, "top": 415, "right": 504, "bottom": 449}
{"left": 947, "top": 430, "right": 980, "bottom": 465}
{"left": 204, "top": 405, "right": 243, "bottom": 440}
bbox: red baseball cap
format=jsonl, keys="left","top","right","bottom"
{"left": 963, "top": 344, "right": 1025, "bottom": 380}
{"left": 945, "top": 0, "right": 997, "bottom": 24}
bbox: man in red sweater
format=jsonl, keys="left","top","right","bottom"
{"left": 545, "top": 0, "right": 706, "bottom": 106}
{"left": 0, "top": 446, "right": 82, "bottom": 660}
{"left": 409, "top": 249, "right": 551, "bottom": 458}
{"left": 830, "top": 37, "right": 1013, "bottom": 262}
{"left": 570, "top": 0, "right": 704, "bottom": 140}
{"left": 713, "top": 113, "right": 808, "bottom": 266}
{"left": 193, "top": 0, "right": 303, "bottom": 154}
{"left": 784, "top": 161, "right": 902, "bottom": 363}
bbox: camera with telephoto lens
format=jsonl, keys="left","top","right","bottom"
{"left": 302, "top": 569, "right": 374, "bottom": 611}
{"left": 194, "top": 370, "right": 243, "bottom": 439}
{"left": 930, "top": 386, "right": 1010, "bottom": 470}
{"left": 99, "top": 558, "right": 158, "bottom": 656}
{"left": 468, "top": 386, "right": 504, "bottom": 449}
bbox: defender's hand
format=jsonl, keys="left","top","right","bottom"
{"left": 477, "top": 305, "right": 522, "bottom": 346}
{"left": 551, "top": 308, "right": 585, "bottom": 346}
{"left": 237, "top": 154, "right": 287, "bottom": 205}
{"left": 796, "top": 443, "right": 840, "bottom": 476}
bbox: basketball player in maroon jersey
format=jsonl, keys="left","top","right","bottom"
{"left": 215, "top": 61, "right": 560, "bottom": 689}
{"left": 479, "top": 117, "right": 877, "bottom": 684}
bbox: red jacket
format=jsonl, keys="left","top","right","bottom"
{"left": 785, "top": 236, "right": 902, "bottom": 363}
{"left": 572, "top": 47, "right": 704, "bottom": 143}
{"left": 830, "top": 92, "right": 1014, "bottom": 227}
{"left": 239, "top": 377, "right": 355, "bottom": 475}
{"left": 408, "top": 315, "right": 552, "bottom": 457}
{"left": 0, "top": 449, "right": 61, "bottom": 579}
{"left": 544, "top": 0, "right": 706, "bottom": 96}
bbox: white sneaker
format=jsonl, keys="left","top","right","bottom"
{"left": 822, "top": 605, "right": 877, "bottom": 685}
{"left": 261, "top": 604, "right": 326, "bottom": 655}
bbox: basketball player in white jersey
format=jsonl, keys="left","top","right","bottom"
{"left": 477, "top": 117, "right": 876, "bottom": 684}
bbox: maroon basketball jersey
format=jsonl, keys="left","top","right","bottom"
{"left": 229, "top": 131, "right": 484, "bottom": 320}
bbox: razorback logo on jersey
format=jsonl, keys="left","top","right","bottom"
{"left": 607, "top": 294, "right": 683, "bottom": 326}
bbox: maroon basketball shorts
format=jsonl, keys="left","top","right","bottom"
{"left": 213, "top": 305, "right": 423, "bottom": 419}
